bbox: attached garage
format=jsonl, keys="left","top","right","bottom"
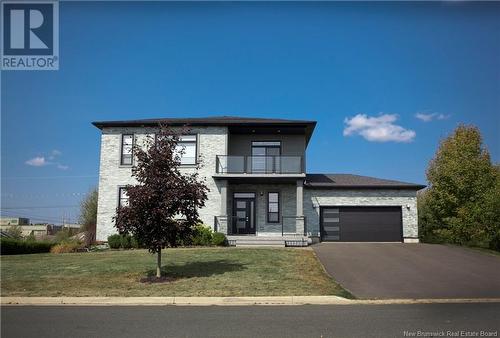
{"left": 321, "top": 206, "right": 403, "bottom": 242}
{"left": 304, "top": 174, "right": 426, "bottom": 243}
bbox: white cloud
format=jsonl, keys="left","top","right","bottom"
{"left": 25, "top": 156, "right": 48, "bottom": 167}
{"left": 48, "top": 149, "right": 62, "bottom": 160}
{"left": 26, "top": 149, "right": 68, "bottom": 169}
{"left": 415, "top": 113, "right": 435, "bottom": 122}
{"left": 343, "top": 113, "right": 416, "bottom": 143}
{"left": 415, "top": 112, "right": 450, "bottom": 122}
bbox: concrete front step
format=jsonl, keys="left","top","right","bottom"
{"left": 235, "top": 241, "right": 286, "bottom": 247}
{"left": 236, "top": 244, "right": 286, "bottom": 248}
{"left": 227, "top": 235, "right": 309, "bottom": 247}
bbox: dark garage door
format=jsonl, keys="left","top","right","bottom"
{"left": 321, "top": 206, "right": 402, "bottom": 242}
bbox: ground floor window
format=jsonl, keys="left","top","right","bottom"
{"left": 118, "top": 187, "right": 129, "bottom": 207}
{"left": 267, "top": 192, "right": 280, "bottom": 223}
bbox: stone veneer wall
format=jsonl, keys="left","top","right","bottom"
{"left": 95, "top": 126, "right": 227, "bottom": 241}
{"left": 303, "top": 188, "right": 419, "bottom": 242}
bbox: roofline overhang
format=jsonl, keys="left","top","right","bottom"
{"left": 304, "top": 184, "right": 426, "bottom": 190}
{"left": 91, "top": 120, "right": 317, "bottom": 129}
{"left": 92, "top": 119, "right": 317, "bottom": 145}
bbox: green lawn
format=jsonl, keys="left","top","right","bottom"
{"left": 1, "top": 248, "right": 351, "bottom": 298}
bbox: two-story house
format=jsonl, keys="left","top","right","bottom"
{"left": 93, "top": 116, "right": 424, "bottom": 246}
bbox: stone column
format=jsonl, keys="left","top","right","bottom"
{"left": 296, "top": 179, "right": 305, "bottom": 235}
{"left": 218, "top": 180, "right": 228, "bottom": 234}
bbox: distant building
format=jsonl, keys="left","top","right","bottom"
{"left": 0, "top": 217, "right": 82, "bottom": 239}
{"left": 1, "top": 217, "right": 48, "bottom": 238}
{"left": 49, "top": 223, "right": 81, "bottom": 234}
{"left": 0, "top": 224, "right": 49, "bottom": 238}
{"left": 0, "top": 217, "right": 30, "bottom": 226}
{"left": 62, "top": 223, "right": 82, "bottom": 230}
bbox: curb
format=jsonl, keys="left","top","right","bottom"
{"left": 2, "top": 296, "right": 500, "bottom": 306}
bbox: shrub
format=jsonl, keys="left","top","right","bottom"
{"left": 0, "top": 238, "right": 55, "bottom": 255}
{"left": 121, "top": 235, "right": 133, "bottom": 249}
{"left": 130, "top": 236, "right": 139, "bottom": 249}
{"left": 106, "top": 234, "right": 140, "bottom": 249}
{"left": 191, "top": 225, "right": 213, "bottom": 246}
{"left": 55, "top": 228, "right": 72, "bottom": 243}
{"left": 6, "top": 225, "right": 23, "bottom": 239}
{"left": 108, "top": 234, "right": 122, "bottom": 249}
{"left": 26, "top": 233, "right": 36, "bottom": 242}
{"left": 50, "top": 241, "right": 81, "bottom": 254}
{"left": 211, "top": 232, "right": 228, "bottom": 246}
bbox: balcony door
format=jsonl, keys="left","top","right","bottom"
{"left": 232, "top": 193, "right": 256, "bottom": 235}
{"left": 251, "top": 141, "right": 281, "bottom": 173}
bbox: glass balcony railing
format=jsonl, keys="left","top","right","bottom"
{"left": 216, "top": 155, "right": 303, "bottom": 174}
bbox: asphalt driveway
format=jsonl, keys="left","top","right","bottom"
{"left": 313, "top": 243, "right": 500, "bottom": 299}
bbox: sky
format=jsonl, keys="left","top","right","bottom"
{"left": 1, "top": 1, "right": 499, "bottom": 225}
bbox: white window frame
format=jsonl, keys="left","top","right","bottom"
{"left": 176, "top": 134, "right": 197, "bottom": 165}
{"left": 120, "top": 134, "right": 134, "bottom": 166}
{"left": 118, "top": 187, "right": 129, "bottom": 207}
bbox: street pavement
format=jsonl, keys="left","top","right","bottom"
{"left": 2, "top": 303, "right": 500, "bottom": 337}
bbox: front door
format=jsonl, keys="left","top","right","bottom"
{"left": 233, "top": 196, "right": 256, "bottom": 235}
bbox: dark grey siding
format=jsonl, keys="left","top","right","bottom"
{"left": 228, "top": 134, "right": 306, "bottom": 157}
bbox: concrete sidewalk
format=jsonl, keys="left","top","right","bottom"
{"left": 2, "top": 296, "right": 500, "bottom": 306}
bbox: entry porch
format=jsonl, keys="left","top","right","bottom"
{"left": 214, "top": 180, "right": 308, "bottom": 246}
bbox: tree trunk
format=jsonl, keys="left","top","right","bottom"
{"left": 156, "top": 248, "right": 162, "bottom": 278}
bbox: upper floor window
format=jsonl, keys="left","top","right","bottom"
{"left": 252, "top": 141, "right": 281, "bottom": 173}
{"left": 120, "top": 134, "right": 134, "bottom": 165}
{"left": 176, "top": 135, "right": 197, "bottom": 165}
{"left": 118, "top": 187, "right": 129, "bottom": 207}
{"left": 251, "top": 141, "right": 281, "bottom": 156}
{"left": 267, "top": 192, "right": 280, "bottom": 223}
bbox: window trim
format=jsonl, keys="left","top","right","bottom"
{"left": 251, "top": 140, "right": 282, "bottom": 156}
{"left": 267, "top": 191, "right": 280, "bottom": 224}
{"left": 118, "top": 187, "right": 129, "bottom": 208}
{"left": 251, "top": 140, "right": 282, "bottom": 173}
{"left": 120, "top": 134, "right": 134, "bottom": 166}
{"left": 176, "top": 134, "right": 198, "bottom": 166}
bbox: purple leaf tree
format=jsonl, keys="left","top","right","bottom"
{"left": 114, "top": 125, "right": 209, "bottom": 278}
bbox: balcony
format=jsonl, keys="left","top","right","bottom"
{"left": 215, "top": 155, "right": 303, "bottom": 174}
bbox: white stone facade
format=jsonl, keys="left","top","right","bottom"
{"left": 96, "top": 126, "right": 227, "bottom": 241}
{"left": 304, "top": 188, "right": 419, "bottom": 241}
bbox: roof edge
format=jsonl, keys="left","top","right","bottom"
{"left": 304, "top": 184, "right": 426, "bottom": 190}
{"left": 91, "top": 117, "right": 317, "bottom": 130}
{"left": 305, "top": 173, "right": 426, "bottom": 190}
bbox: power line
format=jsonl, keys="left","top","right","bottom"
{"left": 0, "top": 211, "right": 78, "bottom": 224}
{"left": 1, "top": 205, "right": 80, "bottom": 209}
{"left": 1, "top": 192, "right": 90, "bottom": 198}
{"left": 0, "top": 211, "right": 78, "bottom": 221}
{"left": 1, "top": 175, "right": 98, "bottom": 180}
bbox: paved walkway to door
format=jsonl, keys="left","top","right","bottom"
{"left": 313, "top": 243, "right": 500, "bottom": 299}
